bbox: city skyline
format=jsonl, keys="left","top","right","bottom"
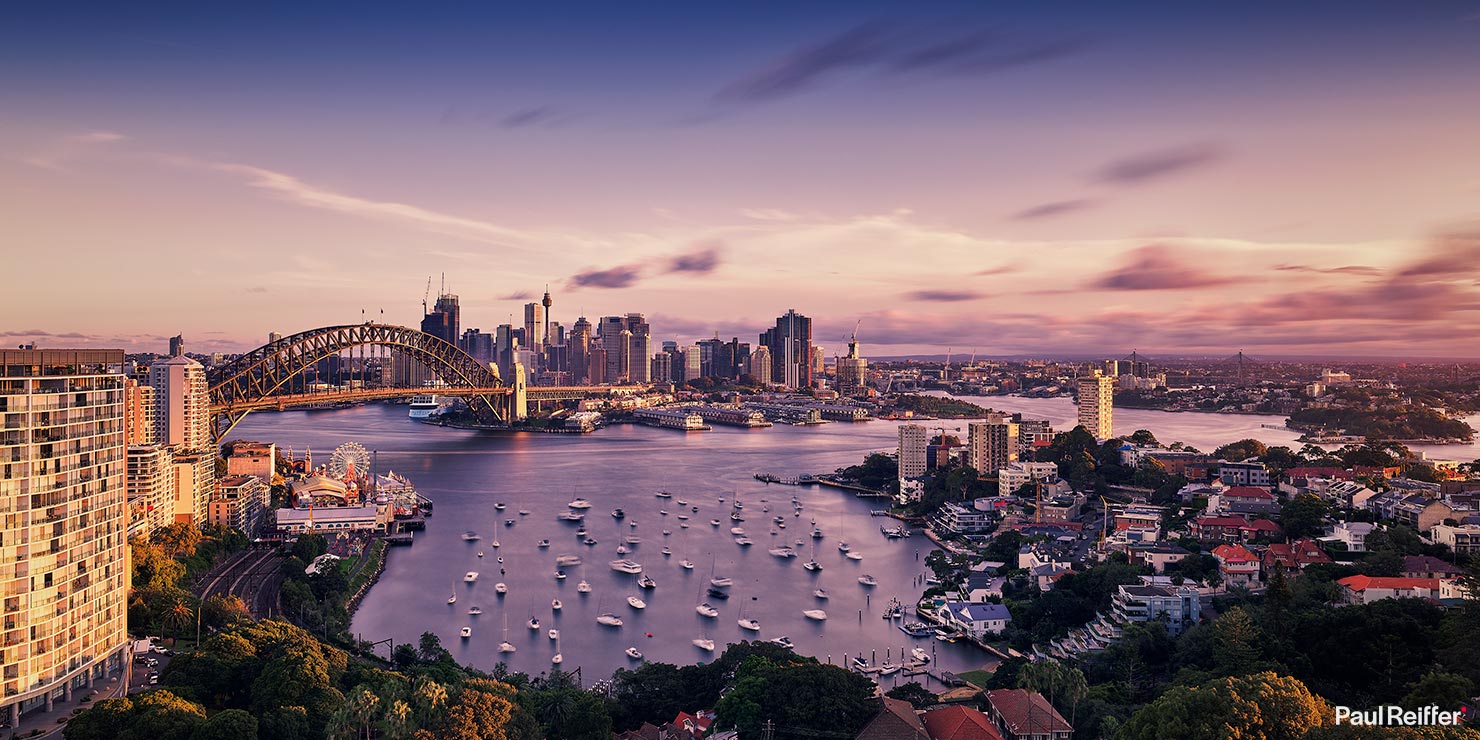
{"left": 5, "top": 2, "right": 1480, "bottom": 357}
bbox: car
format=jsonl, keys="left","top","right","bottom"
{"left": 145, "top": 658, "right": 159, "bottom": 667}
{"left": 148, "top": 675, "right": 159, "bottom": 685}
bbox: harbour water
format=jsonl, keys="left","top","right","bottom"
{"left": 233, "top": 395, "right": 1478, "bottom": 682}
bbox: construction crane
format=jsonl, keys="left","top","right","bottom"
{"left": 422, "top": 276, "right": 432, "bottom": 315}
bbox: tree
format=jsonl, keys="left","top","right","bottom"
{"left": 189, "top": 708, "right": 259, "bottom": 740}
{"left": 1280, "top": 494, "right": 1330, "bottom": 540}
{"left": 1210, "top": 607, "right": 1263, "bottom": 677}
{"left": 1128, "top": 429, "right": 1159, "bottom": 446}
{"left": 292, "top": 533, "right": 329, "bottom": 563}
{"left": 1213, "top": 439, "right": 1267, "bottom": 462}
{"left": 121, "top": 690, "right": 209, "bottom": 740}
{"left": 885, "top": 682, "right": 938, "bottom": 709}
{"left": 1116, "top": 672, "right": 1328, "bottom": 740}
{"left": 1402, "top": 670, "right": 1475, "bottom": 711}
{"left": 201, "top": 595, "right": 252, "bottom": 631}
{"left": 714, "top": 658, "right": 876, "bottom": 740}
{"left": 417, "top": 632, "right": 447, "bottom": 663}
{"left": 156, "top": 522, "right": 204, "bottom": 558}
{"left": 63, "top": 697, "right": 134, "bottom": 740}
{"left": 392, "top": 644, "right": 419, "bottom": 670}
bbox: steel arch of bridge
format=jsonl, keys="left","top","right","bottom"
{"left": 207, "top": 323, "right": 507, "bottom": 441}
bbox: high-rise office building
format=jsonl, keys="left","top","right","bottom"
{"left": 811, "top": 346, "right": 825, "bottom": 377}
{"left": 123, "top": 378, "right": 155, "bottom": 445}
{"left": 599, "top": 316, "right": 625, "bottom": 383}
{"left": 587, "top": 346, "right": 607, "bottom": 385}
{"left": 0, "top": 350, "right": 130, "bottom": 723}
{"left": 168, "top": 334, "right": 184, "bottom": 357}
{"left": 682, "top": 345, "right": 702, "bottom": 383}
{"left": 748, "top": 345, "right": 772, "bottom": 386}
{"left": 760, "top": 309, "right": 813, "bottom": 390}
{"left": 626, "top": 314, "right": 651, "bottom": 383}
{"left": 968, "top": 418, "right": 1018, "bottom": 476}
{"left": 523, "top": 301, "right": 545, "bottom": 356}
{"left": 898, "top": 424, "right": 928, "bottom": 481}
{"left": 651, "top": 353, "right": 672, "bottom": 384}
{"left": 422, "top": 293, "right": 460, "bottom": 346}
{"left": 1077, "top": 371, "right": 1115, "bottom": 439}
{"left": 570, "top": 317, "right": 592, "bottom": 384}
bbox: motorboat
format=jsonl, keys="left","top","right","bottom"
{"left": 577, "top": 580, "right": 592, "bottom": 593}
{"left": 883, "top": 599, "right": 904, "bottom": 619}
{"left": 734, "top": 537, "right": 753, "bottom": 546}
{"left": 464, "top": 571, "right": 479, "bottom": 582}
{"left": 803, "top": 560, "right": 822, "bottom": 572}
{"left": 499, "top": 641, "right": 516, "bottom": 653}
{"left": 661, "top": 547, "right": 673, "bottom": 557}
{"left": 629, "top": 521, "right": 639, "bottom": 528}
{"left": 911, "top": 647, "right": 930, "bottom": 663}
{"left": 568, "top": 499, "right": 592, "bottom": 509}
{"left": 627, "top": 596, "right": 647, "bottom": 609}
{"left": 852, "top": 656, "right": 871, "bottom": 672}
{"left": 576, "top": 527, "right": 588, "bottom": 537}
{"left": 447, "top": 593, "right": 457, "bottom": 604}
{"left": 655, "top": 490, "right": 673, "bottom": 499}
{"left": 612, "top": 508, "right": 625, "bottom": 519}
{"left": 609, "top": 559, "right": 643, "bottom": 574}
{"left": 537, "top": 539, "right": 551, "bottom": 549}
{"left": 616, "top": 545, "right": 629, "bottom": 555}
{"left": 625, "top": 535, "right": 641, "bottom": 544}
{"left": 494, "top": 502, "right": 506, "bottom": 510}
{"left": 462, "top": 531, "right": 480, "bottom": 542}
{"left": 527, "top": 617, "right": 540, "bottom": 630}
{"left": 558, "top": 512, "right": 584, "bottom": 522}
{"left": 552, "top": 599, "right": 562, "bottom": 611}
{"left": 680, "top": 560, "right": 695, "bottom": 570}
{"left": 519, "top": 509, "right": 530, "bottom": 516}
{"left": 597, "top": 613, "right": 624, "bottom": 627}
{"left": 664, "top": 529, "right": 673, "bottom": 535}
{"left": 677, "top": 498, "right": 688, "bottom": 506}
{"left": 460, "top": 627, "right": 472, "bottom": 639}
{"left": 556, "top": 554, "right": 582, "bottom": 566}
{"left": 900, "top": 622, "right": 934, "bottom": 637}
{"left": 878, "top": 662, "right": 900, "bottom": 676}
{"left": 738, "top": 618, "right": 760, "bottom": 632}
{"left": 710, "top": 576, "right": 732, "bottom": 588}
{"left": 692, "top": 638, "right": 715, "bottom": 652}
{"left": 710, "top": 519, "right": 721, "bottom": 527}
{"left": 813, "top": 588, "right": 829, "bottom": 600}
{"left": 478, "top": 551, "right": 484, "bottom": 558}
{"left": 691, "top": 506, "right": 699, "bottom": 512}
{"left": 504, "top": 519, "right": 515, "bottom": 527}
{"left": 695, "top": 602, "right": 719, "bottom": 618}
{"left": 638, "top": 575, "right": 656, "bottom": 589}
{"left": 551, "top": 652, "right": 563, "bottom": 665}
{"left": 490, "top": 540, "right": 500, "bottom": 548}
{"left": 838, "top": 541, "right": 850, "bottom": 552}
{"left": 770, "top": 636, "right": 794, "bottom": 650}
{"left": 803, "top": 609, "right": 828, "bottom": 621}
{"left": 769, "top": 547, "right": 796, "bottom": 558}
{"left": 468, "top": 606, "right": 483, "bottom": 615}
{"left": 548, "top": 628, "right": 559, "bottom": 640}
{"left": 730, "top": 513, "right": 744, "bottom": 522}
{"left": 625, "top": 646, "right": 643, "bottom": 660}
{"left": 496, "top": 557, "right": 503, "bottom": 564}
{"left": 555, "top": 570, "right": 567, "bottom": 580}
{"left": 778, "top": 522, "right": 787, "bottom": 529}
{"left": 730, "top": 527, "right": 745, "bottom": 535}
{"left": 659, "top": 510, "right": 669, "bottom": 516}
{"left": 583, "top": 538, "right": 599, "bottom": 546}
{"left": 847, "top": 552, "right": 863, "bottom": 561}
{"left": 774, "top": 516, "right": 786, "bottom": 524}
{"left": 677, "top": 514, "right": 689, "bottom": 521}
{"left": 706, "top": 587, "right": 730, "bottom": 600}
{"left": 495, "top": 583, "right": 508, "bottom": 595}
{"left": 811, "top": 528, "right": 824, "bottom": 539}
{"left": 858, "top": 574, "right": 878, "bottom": 587}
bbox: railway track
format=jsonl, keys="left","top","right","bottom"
{"left": 194, "top": 548, "right": 285, "bottom": 619}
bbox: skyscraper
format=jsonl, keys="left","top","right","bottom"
{"left": 898, "top": 424, "right": 928, "bottom": 500}
{"left": 600, "top": 316, "right": 625, "bottom": 383}
{"left": 968, "top": 418, "right": 1018, "bottom": 477}
{"left": 168, "top": 334, "right": 184, "bottom": 357}
{"left": 836, "top": 332, "right": 868, "bottom": 396}
{"left": 1078, "top": 371, "right": 1115, "bottom": 439}
{"left": 748, "top": 345, "right": 772, "bottom": 386}
{"left": 523, "top": 301, "right": 545, "bottom": 356}
{"left": 761, "top": 309, "right": 812, "bottom": 390}
{"left": 682, "top": 344, "right": 702, "bottom": 382}
{"left": 127, "top": 444, "right": 176, "bottom": 540}
{"left": 651, "top": 353, "right": 672, "bottom": 384}
{"left": 626, "top": 313, "right": 651, "bottom": 383}
{"left": 570, "top": 316, "right": 592, "bottom": 384}
{"left": 123, "top": 377, "right": 156, "bottom": 445}
{"left": 0, "top": 349, "right": 130, "bottom": 723}
{"left": 422, "top": 293, "right": 460, "bottom": 346}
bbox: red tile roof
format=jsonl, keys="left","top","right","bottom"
{"left": 857, "top": 697, "right": 930, "bottom": 740}
{"left": 921, "top": 706, "right": 1005, "bottom": 740}
{"left": 1337, "top": 575, "right": 1440, "bottom": 592}
{"left": 1223, "top": 486, "right": 1274, "bottom": 499}
{"left": 1212, "top": 544, "right": 1258, "bottom": 563}
{"left": 984, "top": 689, "right": 1072, "bottom": 736}
{"left": 1263, "top": 539, "right": 1333, "bottom": 569}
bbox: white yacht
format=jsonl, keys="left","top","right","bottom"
{"left": 468, "top": 606, "right": 483, "bottom": 616}
{"left": 527, "top": 617, "right": 540, "bottom": 630}
{"left": 461, "top": 531, "right": 480, "bottom": 542}
{"left": 548, "top": 628, "right": 560, "bottom": 640}
{"left": 447, "top": 593, "right": 457, "bottom": 605}
{"left": 813, "top": 587, "right": 829, "bottom": 599}
{"left": 551, "top": 599, "right": 562, "bottom": 611}
{"left": 597, "top": 613, "right": 624, "bottom": 627}
{"left": 695, "top": 602, "right": 719, "bottom": 618}
{"left": 770, "top": 636, "right": 794, "bottom": 649}
{"left": 638, "top": 575, "right": 656, "bottom": 589}
{"left": 627, "top": 595, "right": 647, "bottom": 609}
{"left": 556, "top": 554, "right": 582, "bottom": 566}
{"left": 858, "top": 574, "right": 878, "bottom": 586}
{"left": 537, "top": 539, "right": 551, "bottom": 548}
{"left": 567, "top": 498, "right": 593, "bottom": 509}
{"left": 738, "top": 618, "right": 760, "bottom": 632}
{"left": 768, "top": 547, "right": 796, "bottom": 558}
{"left": 911, "top": 647, "right": 931, "bottom": 664}
{"left": 577, "top": 580, "right": 592, "bottom": 593}
{"left": 847, "top": 551, "right": 863, "bottom": 561}
{"left": 680, "top": 560, "right": 695, "bottom": 570}
{"left": 803, "top": 609, "right": 828, "bottom": 621}
{"left": 459, "top": 626, "right": 471, "bottom": 639}
{"left": 557, "top": 512, "right": 584, "bottom": 522}
{"left": 625, "top": 646, "right": 643, "bottom": 660}
{"left": 803, "top": 560, "right": 822, "bottom": 572}
{"left": 495, "top": 583, "right": 508, "bottom": 595}
{"left": 692, "top": 638, "right": 715, "bottom": 652}
{"left": 464, "top": 571, "right": 479, "bottom": 583}
{"left": 609, "top": 559, "right": 643, "bottom": 574}
{"left": 710, "top": 576, "right": 732, "bottom": 588}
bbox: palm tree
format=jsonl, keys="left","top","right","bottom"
{"left": 384, "top": 699, "right": 412, "bottom": 739}
{"left": 412, "top": 678, "right": 447, "bottom": 727}
{"left": 349, "top": 688, "right": 380, "bottom": 739}
{"left": 162, "top": 596, "right": 194, "bottom": 643}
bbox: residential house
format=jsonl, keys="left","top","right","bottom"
{"left": 983, "top": 689, "right": 1073, "bottom": 740}
{"left": 944, "top": 602, "right": 1012, "bottom": 639}
{"left": 855, "top": 697, "right": 930, "bottom": 740}
{"left": 1219, "top": 461, "right": 1271, "bottom": 487}
{"left": 1262, "top": 539, "right": 1332, "bottom": 575}
{"left": 1176, "top": 480, "right": 1226, "bottom": 504}
{"left": 1324, "top": 481, "right": 1378, "bottom": 509}
{"left": 1402, "top": 555, "right": 1465, "bottom": 580}
{"left": 1128, "top": 544, "right": 1192, "bottom": 574}
{"left": 1430, "top": 524, "right": 1480, "bottom": 556}
{"left": 1029, "top": 563, "right": 1075, "bottom": 591}
{"left": 1324, "top": 521, "right": 1380, "bottom": 553}
{"left": 1189, "top": 516, "right": 1281, "bottom": 543}
{"left": 1391, "top": 495, "right": 1455, "bottom": 533}
{"left": 1206, "top": 486, "right": 1278, "bottom": 517}
{"left": 1336, "top": 575, "right": 1441, "bottom": 605}
{"left": 1113, "top": 506, "right": 1164, "bottom": 538}
{"left": 1111, "top": 578, "right": 1202, "bottom": 635}
{"left": 921, "top": 706, "right": 1005, "bottom": 740}
{"left": 1212, "top": 544, "right": 1260, "bottom": 587}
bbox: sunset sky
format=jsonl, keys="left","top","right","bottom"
{"left": 4, "top": 2, "right": 1480, "bottom": 358}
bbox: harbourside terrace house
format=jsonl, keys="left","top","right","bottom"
{"left": 1205, "top": 486, "right": 1278, "bottom": 516}
{"left": 1262, "top": 538, "right": 1333, "bottom": 575}
{"left": 1323, "top": 521, "right": 1381, "bottom": 552}
{"left": 1430, "top": 523, "right": 1480, "bottom": 555}
{"left": 1336, "top": 575, "right": 1444, "bottom": 605}
{"left": 1366, "top": 491, "right": 1454, "bottom": 533}
{"left": 1036, "top": 577, "right": 1200, "bottom": 661}
{"left": 982, "top": 689, "right": 1073, "bottom": 740}
{"left": 932, "top": 501, "right": 994, "bottom": 536}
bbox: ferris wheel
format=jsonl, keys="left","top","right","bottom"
{"left": 329, "top": 442, "right": 371, "bottom": 480}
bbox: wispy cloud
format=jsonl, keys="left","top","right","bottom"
{"left": 1011, "top": 198, "right": 1098, "bottom": 221}
{"left": 974, "top": 263, "right": 1020, "bottom": 276}
{"left": 21, "top": 130, "right": 126, "bottom": 170}
{"left": 716, "top": 22, "right": 1084, "bottom": 103}
{"left": 568, "top": 264, "right": 642, "bottom": 289}
{"left": 903, "top": 289, "right": 981, "bottom": 302}
{"left": 1094, "top": 142, "right": 1225, "bottom": 185}
{"left": 499, "top": 291, "right": 533, "bottom": 301}
{"left": 1397, "top": 227, "right": 1480, "bottom": 277}
{"left": 499, "top": 106, "right": 567, "bottom": 129}
{"left": 1274, "top": 264, "right": 1381, "bottom": 276}
{"left": 666, "top": 243, "right": 723, "bottom": 275}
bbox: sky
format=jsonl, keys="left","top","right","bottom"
{"left": 3, "top": 1, "right": 1480, "bottom": 359}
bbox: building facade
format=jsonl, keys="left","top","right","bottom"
{"left": 126, "top": 444, "right": 176, "bottom": 540}
{"left": 1077, "top": 371, "right": 1114, "bottom": 439}
{"left": 968, "top": 418, "right": 1018, "bottom": 477}
{"left": 0, "top": 350, "right": 130, "bottom": 724}
{"left": 898, "top": 424, "right": 928, "bottom": 497}
{"left": 760, "top": 309, "right": 812, "bottom": 389}
{"left": 209, "top": 475, "right": 271, "bottom": 534}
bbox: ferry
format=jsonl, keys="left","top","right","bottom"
{"left": 409, "top": 394, "right": 447, "bottom": 419}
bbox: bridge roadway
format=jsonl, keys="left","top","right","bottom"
{"left": 209, "top": 384, "right": 647, "bottom": 414}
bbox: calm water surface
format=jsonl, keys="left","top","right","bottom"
{"left": 234, "top": 396, "right": 1478, "bottom": 683}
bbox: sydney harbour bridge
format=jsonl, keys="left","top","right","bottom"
{"left": 206, "top": 323, "right": 644, "bottom": 443}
